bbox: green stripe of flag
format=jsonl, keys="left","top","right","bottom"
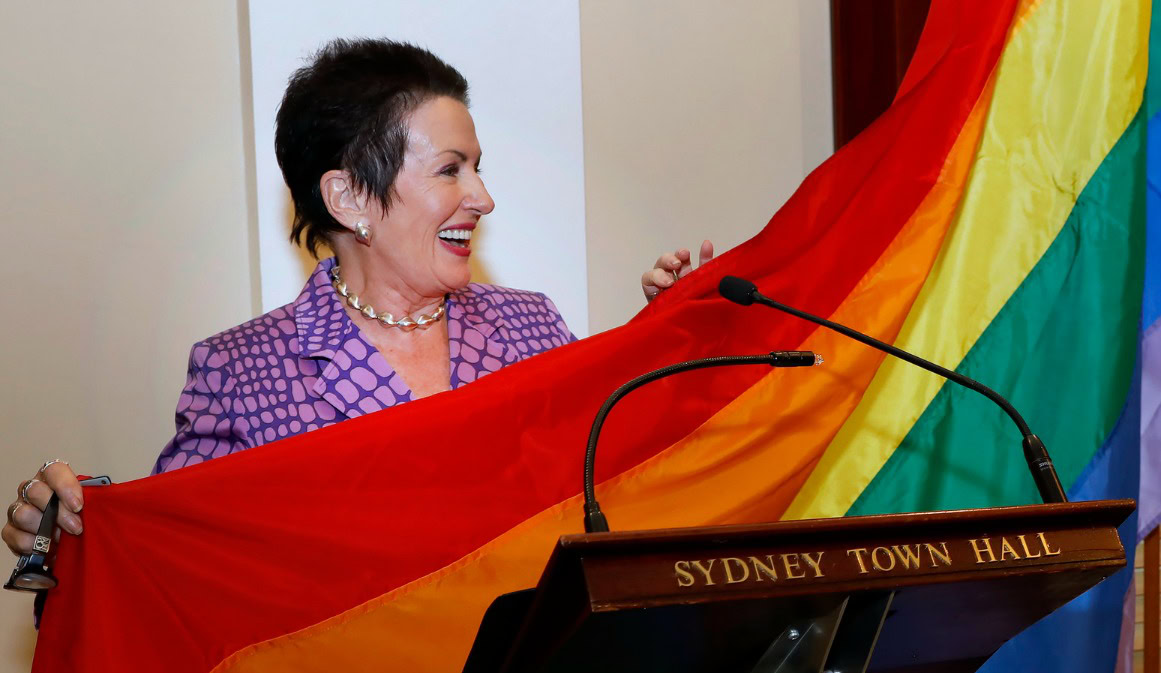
{"left": 849, "top": 111, "right": 1146, "bottom": 516}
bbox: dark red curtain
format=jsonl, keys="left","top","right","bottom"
{"left": 831, "top": 0, "right": 932, "bottom": 148}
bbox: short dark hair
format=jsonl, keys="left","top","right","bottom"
{"left": 275, "top": 38, "right": 470, "bottom": 256}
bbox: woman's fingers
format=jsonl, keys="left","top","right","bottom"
{"left": 13, "top": 482, "right": 83, "bottom": 536}
{"left": 4, "top": 460, "right": 85, "bottom": 557}
{"left": 642, "top": 243, "right": 714, "bottom": 301}
{"left": 675, "top": 248, "right": 696, "bottom": 279}
{"left": 40, "top": 461, "right": 83, "bottom": 513}
{"left": 14, "top": 469, "right": 84, "bottom": 537}
{"left": 54, "top": 502, "right": 83, "bottom": 536}
{"left": 641, "top": 267, "right": 676, "bottom": 300}
{"left": 19, "top": 479, "right": 52, "bottom": 511}
{"left": 643, "top": 254, "right": 676, "bottom": 300}
{"left": 8, "top": 501, "right": 44, "bottom": 536}
{"left": 2, "top": 521, "right": 36, "bottom": 556}
{"left": 676, "top": 241, "right": 714, "bottom": 278}
{"left": 652, "top": 251, "right": 686, "bottom": 275}
{"left": 698, "top": 240, "right": 714, "bottom": 267}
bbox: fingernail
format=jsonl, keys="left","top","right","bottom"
{"left": 63, "top": 514, "right": 83, "bottom": 535}
{"left": 70, "top": 496, "right": 83, "bottom": 512}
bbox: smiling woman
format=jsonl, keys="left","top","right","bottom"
{"left": 144, "top": 40, "right": 574, "bottom": 468}
{"left": 0, "top": 39, "right": 576, "bottom": 561}
{"left": 2, "top": 37, "right": 708, "bottom": 567}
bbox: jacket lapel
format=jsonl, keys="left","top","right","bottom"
{"left": 447, "top": 286, "right": 520, "bottom": 388}
{"left": 293, "top": 268, "right": 520, "bottom": 417}
{"left": 293, "top": 259, "right": 410, "bottom": 421}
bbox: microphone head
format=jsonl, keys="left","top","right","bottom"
{"left": 719, "top": 276, "right": 758, "bottom": 306}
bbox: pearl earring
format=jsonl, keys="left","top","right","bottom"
{"left": 354, "top": 222, "right": 373, "bottom": 246}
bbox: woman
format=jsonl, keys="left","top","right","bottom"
{"left": 3, "top": 39, "right": 712, "bottom": 558}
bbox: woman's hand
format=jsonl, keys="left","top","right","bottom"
{"left": 3, "top": 461, "right": 84, "bottom": 557}
{"left": 642, "top": 240, "right": 715, "bottom": 302}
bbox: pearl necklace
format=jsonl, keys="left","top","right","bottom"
{"left": 329, "top": 265, "right": 446, "bottom": 331}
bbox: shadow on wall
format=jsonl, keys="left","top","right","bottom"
{"left": 278, "top": 194, "right": 497, "bottom": 286}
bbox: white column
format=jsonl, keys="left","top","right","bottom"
{"left": 247, "top": 0, "right": 591, "bottom": 334}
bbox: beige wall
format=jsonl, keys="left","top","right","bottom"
{"left": 0, "top": 1, "right": 255, "bottom": 669}
{"left": 580, "top": 0, "right": 832, "bottom": 333}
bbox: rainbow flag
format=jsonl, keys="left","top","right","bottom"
{"left": 31, "top": 1, "right": 1154, "bottom": 671}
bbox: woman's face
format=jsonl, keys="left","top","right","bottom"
{"left": 368, "top": 96, "right": 493, "bottom": 297}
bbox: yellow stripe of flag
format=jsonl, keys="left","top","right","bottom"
{"left": 785, "top": 0, "right": 1149, "bottom": 520}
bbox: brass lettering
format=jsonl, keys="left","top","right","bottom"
{"left": 781, "top": 554, "right": 806, "bottom": 579}
{"left": 691, "top": 559, "right": 717, "bottom": 585}
{"left": 999, "top": 537, "right": 1021, "bottom": 561}
{"left": 891, "top": 544, "right": 922, "bottom": 570}
{"left": 723, "top": 557, "right": 750, "bottom": 584}
{"left": 969, "top": 538, "right": 997, "bottom": 564}
{"left": 675, "top": 561, "right": 695, "bottom": 587}
{"left": 750, "top": 555, "right": 779, "bottom": 581}
{"left": 871, "top": 547, "right": 896, "bottom": 572}
{"left": 801, "top": 551, "right": 826, "bottom": 578}
{"left": 924, "top": 542, "right": 952, "bottom": 567}
{"left": 1037, "top": 532, "right": 1062, "bottom": 556}
{"left": 847, "top": 548, "right": 871, "bottom": 574}
{"left": 1017, "top": 534, "right": 1042, "bottom": 559}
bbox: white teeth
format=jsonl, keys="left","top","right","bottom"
{"left": 438, "top": 229, "right": 472, "bottom": 241}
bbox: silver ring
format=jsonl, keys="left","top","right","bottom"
{"left": 7, "top": 501, "right": 24, "bottom": 524}
{"left": 39, "top": 458, "right": 69, "bottom": 475}
{"left": 20, "top": 479, "right": 40, "bottom": 504}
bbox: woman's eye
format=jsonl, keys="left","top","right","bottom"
{"left": 439, "top": 165, "right": 459, "bottom": 177}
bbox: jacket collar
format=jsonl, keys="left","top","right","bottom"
{"left": 292, "top": 257, "right": 356, "bottom": 362}
{"left": 449, "top": 287, "right": 498, "bottom": 341}
{"left": 290, "top": 258, "right": 513, "bottom": 420}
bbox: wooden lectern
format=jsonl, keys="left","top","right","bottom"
{"left": 464, "top": 499, "right": 1133, "bottom": 672}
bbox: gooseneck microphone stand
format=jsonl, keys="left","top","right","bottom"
{"left": 583, "top": 351, "right": 821, "bottom": 533}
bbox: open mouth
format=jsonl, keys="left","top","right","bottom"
{"left": 437, "top": 228, "right": 473, "bottom": 248}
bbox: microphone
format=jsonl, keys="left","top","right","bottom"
{"left": 718, "top": 275, "right": 1067, "bottom": 505}
{"left": 583, "top": 351, "right": 823, "bottom": 533}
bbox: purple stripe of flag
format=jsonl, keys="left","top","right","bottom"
{"left": 1140, "top": 96, "right": 1160, "bottom": 540}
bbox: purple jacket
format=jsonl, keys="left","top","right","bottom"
{"left": 152, "top": 258, "right": 576, "bottom": 474}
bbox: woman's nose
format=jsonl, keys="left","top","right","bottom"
{"left": 465, "top": 174, "right": 495, "bottom": 215}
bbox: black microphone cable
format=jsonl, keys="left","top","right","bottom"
{"left": 718, "top": 275, "right": 1067, "bottom": 505}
